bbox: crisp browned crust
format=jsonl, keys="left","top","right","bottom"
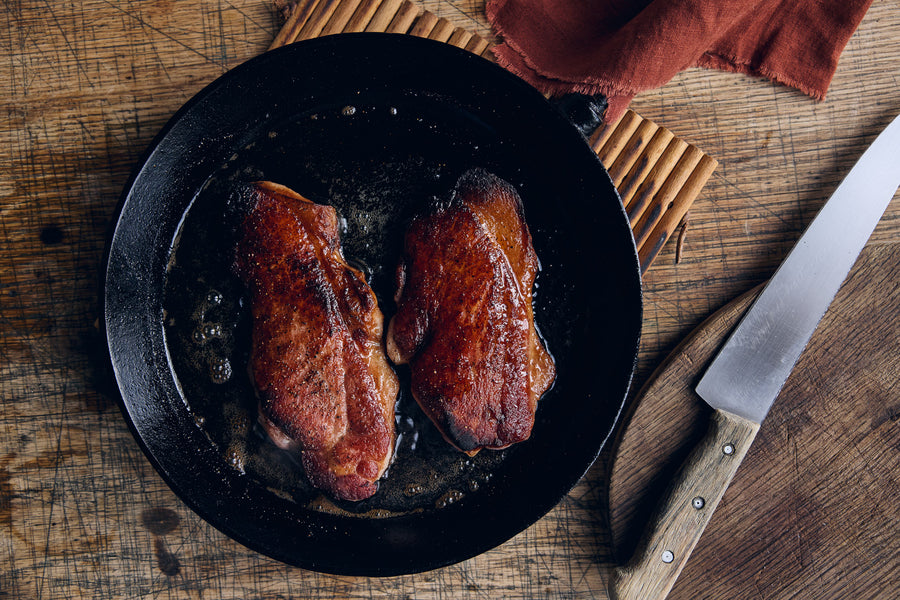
{"left": 387, "top": 169, "right": 556, "bottom": 454}
{"left": 234, "top": 181, "right": 398, "bottom": 501}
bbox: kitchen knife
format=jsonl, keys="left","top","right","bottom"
{"left": 609, "top": 113, "right": 900, "bottom": 600}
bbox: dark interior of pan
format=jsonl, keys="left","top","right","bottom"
{"left": 102, "top": 33, "right": 642, "bottom": 575}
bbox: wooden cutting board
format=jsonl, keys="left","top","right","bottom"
{"left": 608, "top": 243, "right": 900, "bottom": 599}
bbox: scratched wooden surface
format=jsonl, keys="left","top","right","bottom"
{"left": 1, "top": 1, "right": 899, "bottom": 599}
{"left": 609, "top": 243, "right": 900, "bottom": 600}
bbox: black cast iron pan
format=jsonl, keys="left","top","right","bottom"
{"left": 102, "top": 33, "right": 642, "bottom": 575}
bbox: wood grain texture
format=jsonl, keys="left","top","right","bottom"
{"left": 1, "top": 0, "right": 899, "bottom": 598}
{"left": 610, "top": 411, "right": 759, "bottom": 600}
{"left": 608, "top": 286, "right": 764, "bottom": 566}
{"left": 609, "top": 244, "right": 900, "bottom": 599}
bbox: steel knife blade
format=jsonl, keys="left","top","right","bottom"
{"left": 609, "top": 113, "right": 900, "bottom": 600}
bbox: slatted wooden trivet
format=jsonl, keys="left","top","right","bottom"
{"left": 271, "top": 0, "right": 718, "bottom": 273}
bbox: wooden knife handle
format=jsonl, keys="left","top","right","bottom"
{"left": 609, "top": 409, "right": 760, "bottom": 600}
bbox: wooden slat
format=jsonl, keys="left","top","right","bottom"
{"left": 464, "top": 33, "right": 491, "bottom": 57}
{"left": 408, "top": 11, "right": 438, "bottom": 37}
{"left": 364, "top": 0, "right": 405, "bottom": 32}
{"left": 624, "top": 138, "right": 688, "bottom": 223}
{"left": 447, "top": 26, "right": 473, "bottom": 49}
{"left": 638, "top": 154, "right": 718, "bottom": 271}
{"left": 607, "top": 119, "right": 660, "bottom": 188}
{"left": 385, "top": 0, "right": 420, "bottom": 33}
{"left": 271, "top": 3, "right": 717, "bottom": 273}
{"left": 632, "top": 147, "right": 704, "bottom": 269}
{"left": 269, "top": 0, "right": 321, "bottom": 48}
{"left": 616, "top": 127, "right": 675, "bottom": 210}
{"left": 595, "top": 111, "right": 642, "bottom": 166}
{"left": 321, "top": 0, "right": 365, "bottom": 34}
{"left": 427, "top": 18, "right": 456, "bottom": 42}
{"left": 343, "top": 0, "right": 384, "bottom": 31}
{"left": 296, "top": 0, "right": 342, "bottom": 40}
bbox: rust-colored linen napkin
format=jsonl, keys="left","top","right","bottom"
{"left": 487, "top": 0, "right": 873, "bottom": 122}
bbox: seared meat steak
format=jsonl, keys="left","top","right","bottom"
{"left": 387, "top": 169, "right": 556, "bottom": 455}
{"left": 234, "top": 181, "right": 398, "bottom": 501}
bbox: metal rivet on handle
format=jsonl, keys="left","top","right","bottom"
{"left": 692, "top": 497, "right": 705, "bottom": 509}
{"left": 722, "top": 443, "right": 735, "bottom": 455}
{"left": 661, "top": 550, "right": 675, "bottom": 563}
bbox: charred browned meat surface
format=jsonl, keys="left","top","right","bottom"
{"left": 386, "top": 169, "right": 556, "bottom": 455}
{"left": 234, "top": 181, "right": 398, "bottom": 501}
